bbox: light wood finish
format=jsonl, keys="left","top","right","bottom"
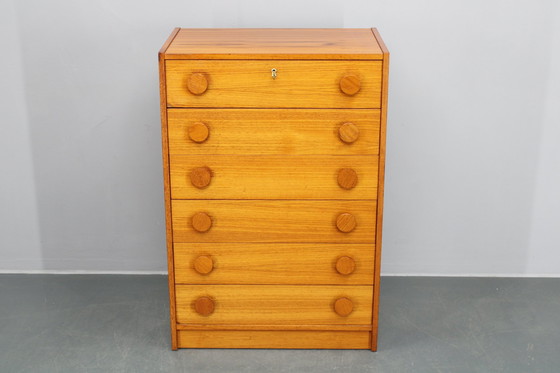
{"left": 339, "top": 74, "right": 361, "bottom": 96}
{"left": 176, "top": 285, "right": 373, "bottom": 325}
{"left": 170, "top": 155, "right": 378, "bottom": 199}
{"left": 334, "top": 297, "right": 354, "bottom": 317}
{"left": 335, "top": 256, "right": 356, "bottom": 276}
{"left": 191, "top": 212, "right": 212, "bottom": 233}
{"left": 338, "top": 122, "right": 360, "bottom": 144}
{"left": 177, "top": 330, "right": 371, "bottom": 349}
{"left": 176, "top": 323, "right": 372, "bottom": 331}
{"left": 160, "top": 28, "right": 388, "bottom": 351}
{"left": 337, "top": 168, "right": 359, "bottom": 190}
{"left": 193, "top": 255, "right": 214, "bottom": 275}
{"left": 166, "top": 60, "right": 382, "bottom": 108}
{"left": 168, "top": 109, "right": 380, "bottom": 156}
{"left": 159, "top": 26, "right": 180, "bottom": 351}
{"left": 186, "top": 73, "right": 208, "bottom": 95}
{"left": 172, "top": 200, "right": 376, "bottom": 243}
{"left": 164, "top": 28, "right": 384, "bottom": 60}
{"left": 189, "top": 166, "right": 212, "bottom": 189}
{"left": 336, "top": 213, "right": 358, "bottom": 233}
{"left": 370, "top": 27, "right": 389, "bottom": 352}
{"left": 174, "top": 243, "right": 374, "bottom": 285}
{"left": 187, "top": 121, "right": 209, "bottom": 143}
{"left": 194, "top": 296, "right": 215, "bottom": 316}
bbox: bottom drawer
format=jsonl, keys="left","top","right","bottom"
{"left": 176, "top": 285, "right": 373, "bottom": 325}
{"left": 177, "top": 330, "right": 371, "bottom": 349}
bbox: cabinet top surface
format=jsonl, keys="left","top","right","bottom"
{"left": 161, "top": 28, "right": 386, "bottom": 60}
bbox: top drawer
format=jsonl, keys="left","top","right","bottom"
{"left": 166, "top": 60, "right": 382, "bottom": 108}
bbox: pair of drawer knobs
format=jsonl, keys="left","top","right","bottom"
{"left": 192, "top": 255, "right": 356, "bottom": 276}
{"left": 186, "top": 73, "right": 361, "bottom": 96}
{"left": 187, "top": 121, "right": 360, "bottom": 144}
{"left": 193, "top": 296, "right": 354, "bottom": 317}
{"left": 189, "top": 167, "right": 358, "bottom": 190}
{"left": 191, "top": 212, "right": 357, "bottom": 233}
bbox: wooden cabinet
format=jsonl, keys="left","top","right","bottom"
{"left": 159, "top": 28, "right": 389, "bottom": 350}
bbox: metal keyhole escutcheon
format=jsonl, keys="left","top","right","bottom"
{"left": 271, "top": 68, "right": 277, "bottom": 79}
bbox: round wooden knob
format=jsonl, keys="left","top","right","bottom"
{"left": 193, "top": 255, "right": 214, "bottom": 275}
{"left": 337, "top": 168, "right": 358, "bottom": 190}
{"left": 336, "top": 213, "right": 357, "bottom": 233}
{"left": 338, "top": 122, "right": 360, "bottom": 144}
{"left": 334, "top": 297, "right": 354, "bottom": 317}
{"left": 191, "top": 212, "right": 212, "bottom": 233}
{"left": 190, "top": 167, "right": 212, "bottom": 189}
{"left": 339, "top": 74, "right": 361, "bottom": 96}
{"left": 187, "top": 73, "right": 208, "bottom": 95}
{"left": 188, "top": 122, "right": 209, "bottom": 143}
{"left": 194, "top": 296, "right": 215, "bottom": 316}
{"left": 335, "top": 256, "right": 356, "bottom": 275}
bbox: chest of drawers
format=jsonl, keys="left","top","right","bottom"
{"left": 158, "top": 28, "right": 389, "bottom": 350}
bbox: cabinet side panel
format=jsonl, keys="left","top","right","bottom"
{"left": 370, "top": 28, "right": 389, "bottom": 352}
{"left": 159, "top": 27, "right": 180, "bottom": 351}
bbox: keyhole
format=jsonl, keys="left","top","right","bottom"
{"left": 271, "top": 68, "right": 277, "bottom": 80}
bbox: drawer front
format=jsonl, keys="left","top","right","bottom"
{"left": 176, "top": 285, "right": 373, "bottom": 325}
{"left": 171, "top": 200, "right": 376, "bottom": 243}
{"left": 166, "top": 60, "right": 382, "bottom": 108}
{"left": 174, "top": 243, "right": 375, "bottom": 285}
{"left": 168, "top": 109, "right": 380, "bottom": 155}
{"left": 170, "top": 155, "right": 378, "bottom": 200}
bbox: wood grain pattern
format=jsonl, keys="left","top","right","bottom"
{"left": 177, "top": 330, "right": 371, "bottom": 349}
{"left": 335, "top": 256, "right": 357, "bottom": 276}
{"left": 172, "top": 200, "right": 376, "bottom": 243}
{"left": 189, "top": 166, "right": 212, "bottom": 189}
{"left": 339, "top": 74, "right": 361, "bottom": 96}
{"left": 160, "top": 27, "right": 389, "bottom": 351}
{"left": 338, "top": 122, "right": 361, "bottom": 144}
{"left": 166, "top": 60, "right": 382, "bottom": 108}
{"left": 174, "top": 243, "right": 374, "bottom": 285}
{"left": 337, "top": 168, "right": 359, "bottom": 190}
{"left": 168, "top": 109, "right": 380, "bottom": 155}
{"left": 187, "top": 121, "right": 209, "bottom": 143}
{"left": 159, "top": 26, "right": 180, "bottom": 351}
{"left": 176, "top": 285, "right": 373, "bottom": 325}
{"left": 370, "top": 27, "right": 390, "bottom": 352}
{"left": 191, "top": 212, "right": 213, "bottom": 233}
{"left": 186, "top": 73, "right": 208, "bottom": 95}
{"left": 336, "top": 212, "right": 358, "bottom": 233}
{"left": 164, "top": 28, "right": 383, "bottom": 60}
{"left": 193, "top": 255, "right": 214, "bottom": 275}
{"left": 176, "top": 323, "right": 372, "bottom": 331}
{"left": 194, "top": 296, "right": 215, "bottom": 316}
{"left": 170, "top": 155, "right": 378, "bottom": 200}
{"left": 334, "top": 297, "right": 354, "bottom": 317}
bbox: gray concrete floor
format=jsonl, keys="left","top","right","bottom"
{"left": 0, "top": 275, "right": 559, "bottom": 372}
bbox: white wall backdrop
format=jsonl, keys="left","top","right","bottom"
{"left": 1, "top": 0, "right": 559, "bottom": 275}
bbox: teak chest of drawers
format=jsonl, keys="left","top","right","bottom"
{"left": 159, "top": 28, "right": 389, "bottom": 350}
